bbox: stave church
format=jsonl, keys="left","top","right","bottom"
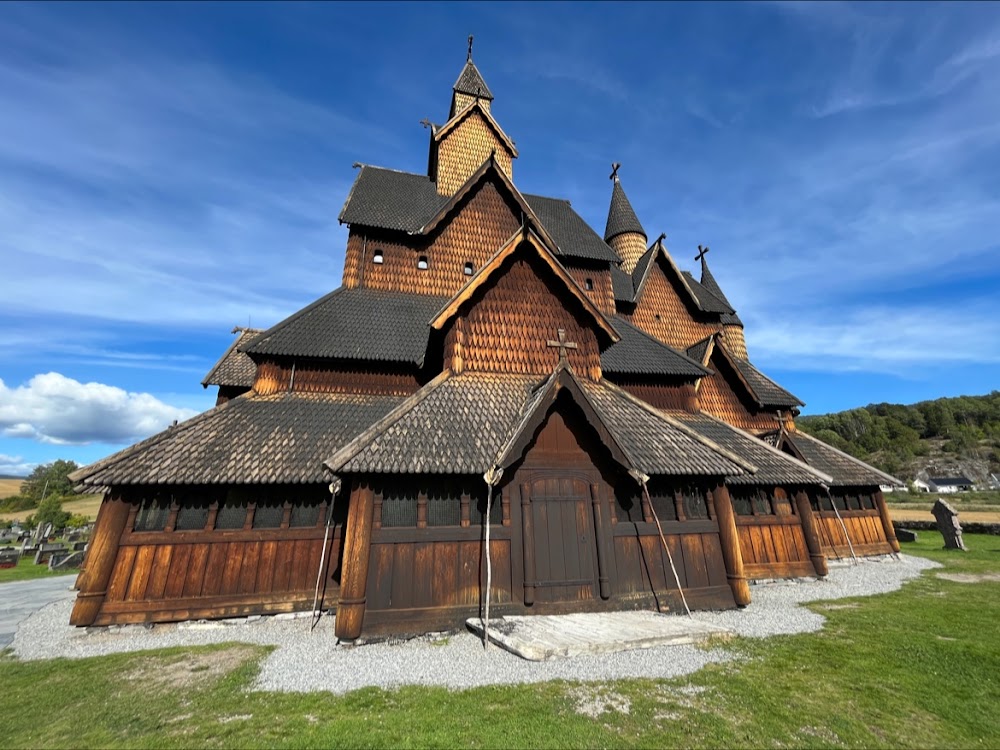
{"left": 70, "top": 42, "right": 900, "bottom": 641}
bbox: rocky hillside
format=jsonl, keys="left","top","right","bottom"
{"left": 797, "top": 391, "right": 1000, "bottom": 485}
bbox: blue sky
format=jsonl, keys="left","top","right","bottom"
{"left": 1, "top": 1, "right": 999, "bottom": 476}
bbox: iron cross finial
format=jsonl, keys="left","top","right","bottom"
{"left": 547, "top": 329, "right": 579, "bottom": 362}
{"left": 695, "top": 245, "right": 710, "bottom": 262}
{"left": 468, "top": 35, "right": 474, "bottom": 61}
{"left": 610, "top": 162, "right": 621, "bottom": 181}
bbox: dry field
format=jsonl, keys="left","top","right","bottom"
{"left": 0, "top": 493, "right": 104, "bottom": 523}
{"left": 0, "top": 478, "right": 24, "bottom": 498}
{"left": 889, "top": 507, "right": 1000, "bottom": 523}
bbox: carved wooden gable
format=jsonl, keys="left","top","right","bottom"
{"left": 625, "top": 253, "right": 719, "bottom": 351}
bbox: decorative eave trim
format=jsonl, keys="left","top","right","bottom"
{"left": 433, "top": 99, "right": 518, "bottom": 157}
{"left": 428, "top": 225, "right": 620, "bottom": 344}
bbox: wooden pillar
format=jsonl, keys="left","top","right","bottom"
{"left": 460, "top": 493, "right": 470, "bottom": 528}
{"left": 874, "top": 490, "right": 900, "bottom": 553}
{"left": 710, "top": 482, "right": 750, "bottom": 607}
{"left": 416, "top": 492, "right": 427, "bottom": 529}
{"left": 70, "top": 493, "right": 132, "bottom": 626}
{"left": 521, "top": 482, "right": 535, "bottom": 606}
{"left": 335, "top": 482, "right": 375, "bottom": 642}
{"left": 590, "top": 483, "right": 611, "bottom": 600}
{"left": 794, "top": 490, "right": 829, "bottom": 577}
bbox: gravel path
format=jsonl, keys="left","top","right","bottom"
{"left": 11, "top": 554, "right": 938, "bottom": 694}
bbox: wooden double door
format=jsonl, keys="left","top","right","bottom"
{"left": 523, "top": 474, "right": 600, "bottom": 604}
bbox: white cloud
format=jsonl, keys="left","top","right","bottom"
{"left": 0, "top": 373, "right": 198, "bottom": 446}
{"left": 0, "top": 453, "right": 35, "bottom": 477}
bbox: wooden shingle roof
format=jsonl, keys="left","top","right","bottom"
{"left": 70, "top": 392, "right": 408, "bottom": 487}
{"left": 785, "top": 431, "right": 902, "bottom": 488}
{"left": 602, "top": 318, "right": 710, "bottom": 378}
{"left": 201, "top": 327, "right": 262, "bottom": 388}
{"left": 680, "top": 271, "right": 735, "bottom": 315}
{"left": 243, "top": 287, "right": 448, "bottom": 365}
{"left": 453, "top": 59, "right": 494, "bottom": 100}
{"left": 673, "top": 413, "right": 831, "bottom": 486}
{"left": 327, "top": 370, "right": 753, "bottom": 479}
{"left": 338, "top": 165, "right": 620, "bottom": 262}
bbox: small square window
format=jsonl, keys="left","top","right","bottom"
{"left": 464, "top": 262, "right": 474, "bottom": 276}
{"left": 373, "top": 250, "right": 384, "bottom": 264}
{"left": 584, "top": 278, "right": 594, "bottom": 291}
{"left": 417, "top": 256, "right": 429, "bottom": 270}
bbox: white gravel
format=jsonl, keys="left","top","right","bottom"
{"left": 10, "top": 553, "right": 938, "bottom": 694}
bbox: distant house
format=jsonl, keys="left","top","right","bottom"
{"left": 928, "top": 477, "right": 974, "bottom": 493}
{"left": 879, "top": 482, "right": 905, "bottom": 493}
{"left": 910, "top": 479, "right": 931, "bottom": 493}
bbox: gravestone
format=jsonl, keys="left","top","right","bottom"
{"left": 896, "top": 528, "right": 918, "bottom": 543}
{"left": 932, "top": 499, "right": 967, "bottom": 551}
{"left": 72, "top": 541, "right": 88, "bottom": 552}
{"left": 0, "top": 548, "right": 19, "bottom": 569}
{"left": 34, "top": 543, "right": 66, "bottom": 566}
{"left": 49, "top": 550, "right": 83, "bottom": 571}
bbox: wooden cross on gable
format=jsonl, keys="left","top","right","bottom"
{"left": 695, "top": 245, "right": 710, "bottom": 262}
{"left": 547, "top": 329, "right": 578, "bottom": 362}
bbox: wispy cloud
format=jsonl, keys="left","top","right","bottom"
{"left": 0, "top": 453, "right": 35, "bottom": 477}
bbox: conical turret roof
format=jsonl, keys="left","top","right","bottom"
{"left": 604, "top": 176, "right": 646, "bottom": 242}
{"left": 700, "top": 255, "right": 734, "bottom": 310}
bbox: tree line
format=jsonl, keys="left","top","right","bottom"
{"left": 797, "top": 391, "right": 1000, "bottom": 478}
{"left": 0, "top": 460, "right": 88, "bottom": 531}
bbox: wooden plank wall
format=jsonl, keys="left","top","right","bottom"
{"left": 733, "top": 488, "right": 815, "bottom": 579}
{"left": 815, "top": 510, "right": 892, "bottom": 558}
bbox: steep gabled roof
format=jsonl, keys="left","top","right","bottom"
{"left": 243, "top": 287, "right": 449, "bottom": 365}
{"left": 786, "top": 430, "right": 903, "bottom": 488}
{"left": 610, "top": 264, "right": 634, "bottom": 302}
{"left": 604, "top": 179, "right": 646, "bottom": 242}
{"left": 453, "top": 59, "right": 493, "bottom": 100}
{"left": 686, "top": 335, "right": 716, "bottom": 369}
{"left": 201, "top": 327, "right": 262, "bottom": 388}
{"left": 602, "top": 318, "right": 711, "bottom": 378}
{"left": 338, "top": 166, "right": 445, "bottom": 232}
{"left": 680, "top": 271, "right": 735, "bottom": 315}
{"left": 429, "top": 226, "right": 619, "bottom": 344}
{"left": 70, "top": 391, "right": 407, "bottom": 487}
{"left": 337, "top": 165, "right": 620, "bottom": 262}
{"left": 711, "top": 341, "right": 804, "bottom": 408}
{"left": 524, "top": 194, "right": 622, "bottom": 262}
{"left": 630, "top": 240, "right": 705, "bottom": 313}
{"left": 700, "top": 256, "right": 735, "bottom": 311}
{"left": 325, "top": 369, "right": 753, "bottom": 479}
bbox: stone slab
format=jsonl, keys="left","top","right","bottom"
{"left": 466, "top": 610, "right": 731, "bottom": 661}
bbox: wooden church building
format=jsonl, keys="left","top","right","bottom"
{"left": 70, "top": 44, "right": 900, "bottom": 640}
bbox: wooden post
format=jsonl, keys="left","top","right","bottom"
{"left": 70, "top": 493, "right": 132, "bottom": 626}
{"left": 416, "top": 492, "right": 428, "bottom": 529}
{"left": 335, "top": 482, "right": 375, "bottom": 641}
{"left": 521, "top": 483, "right": 535, "bottom": 606}
{"left": 709, "top": 482, "right": 751, "bottom": 606}
{"left": 794, "top": 490, "right": 829, "bottom": 577}
{"left": 590, "top": 483, "right": 611, "bottom": 600}
{"left": 460, "top": 492, "right": 470, "bottom": 528}
{"left": 874, "top": 490, "right": 900, "bottom": 553}
{"left": 673, "top": 489, "right": 687, "bottom": 522}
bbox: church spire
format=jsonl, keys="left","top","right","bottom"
{"left": 696, "top": 246, "right": 734, "bottom": 311}
{"left": 450, "top": 35, "right": 494, "bottom": 117}
{"left": 604, "top": 164, "right": 647, "bottom": 273}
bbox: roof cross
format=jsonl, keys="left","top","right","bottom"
{"left": 468, "top": 34, "right": 474, "bottom": 61}
{"left": 695, "top": 244, "right": 710, "bottom": 262}
{"left": 547, "top": 328, "right": 579, "bottom": 362}
{"left": 609, "top": 162, "right": 621, "bottom": 181}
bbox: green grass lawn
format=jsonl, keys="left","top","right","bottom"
{"left": 1, "top": 535, "right": 998, "bottom": 748}
{"left": 0, "top": 556, "right": 79, "bottom": 584}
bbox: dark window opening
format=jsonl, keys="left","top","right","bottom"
{"left": 463, "top": 262, "right": 474, "bottom": 276}
{"left": 381, "top": 492, "right": 418, "bottom": 528}
{"left": 733, "top": 492, "right": 754, "bottom": 516}
{"left": 253, "top": 501, "right": 285, "bottom": 529}
{"left": 584, "top": 278, "right": 594, "bottom": 291}
{"left": 820, "top": 494, "right": 834, "bottom": 511}
{"left": 373, "top": 249, "right": 384, "bottom": 264}
{"left": 752, "top": 490, "right": 773, "bottom": 516}
{"left": 832, "top": 494, "right": 848, "bottom": 512}
{"left": 616, "top": 492, "right": 644, "bottom": 523}
{"left": 290, "top": 502, "right": 322, "bottom": 528}
{"left": 650, "top": 493, "right": 678, "bottom": 522}
{"left": 860, "top": 493, "right": 875, "bottom": 510}
{"left": 417, "top": 255, "right": 429, "bottom": 270}
{"left": 683, "top": 487, "right": 710, "bottom": 520}
{"left": 174, "top": 500, "right": 210, "bottom": 531}
{"left": 470, "top": 492, "right": 501, "bottom": 526}
{"left": 846, "top": 494, "right": 862, "bottom": 511}
{"left": 134, "top": 497, "right": 170, "bottom": 532}
{"left": 215, "top": 499, "right": 248, "bottom": 530}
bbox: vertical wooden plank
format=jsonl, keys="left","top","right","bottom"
{"left": 221, "top": 543, "right": 245, "bottom": 596}
{"left": 701, "top": 533, "right": 728, "bottom": 588}
{"left": 432, "top": 542, "right": 457, "bottom": 607}
{"left": 748, "top": 525, "right": 767, "bottom": 564}
{"left": 412, "top": 542, "right": 434, "bottom": 609}
{"left": 270, "top": 541, "right": 292, "bottom": 592}
{"left": 367, "top": 544, "right": 394, "bottom": 610}
{"left": 125, "top": 546, "right": 155, "bottom": 601}
{"left": 239, "top": 541, "right": 261, "bottom": 594}
{"left": 665, "top": 534, "right": 688, "bottom": 589}
{"left": 490, "top": 540, "right": 511, "bottom": 604}
{"left": 105, "top": 546, "right": 137, "bottom": 603}
{"left": 163, "top": 544, "right": 191, "bottom": 599}
{"left": 256, "top": 541, "right": 277, "bottom": 594}
{"left": 459, "top": 541, "right": 480, "bottom": 606}
{"left": 737, "top": 526, "right": 755, "bottom": 565}
{"left": 144, "top": 545, "right": 173, "bottom": 600}
{"left": 183, "top": 543, "right": 210, "bottom": 597}
{"left": 390, "top": 544, "right": 415, "bottom": 609}
{"left": 290, "top": 539, "right": 310, "bottom": 591}
{"left": 681, "top": 535, "right": 710, "bottom": 589}
{"left": 770, "top": 523, "right": 790, "bottom": 563}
